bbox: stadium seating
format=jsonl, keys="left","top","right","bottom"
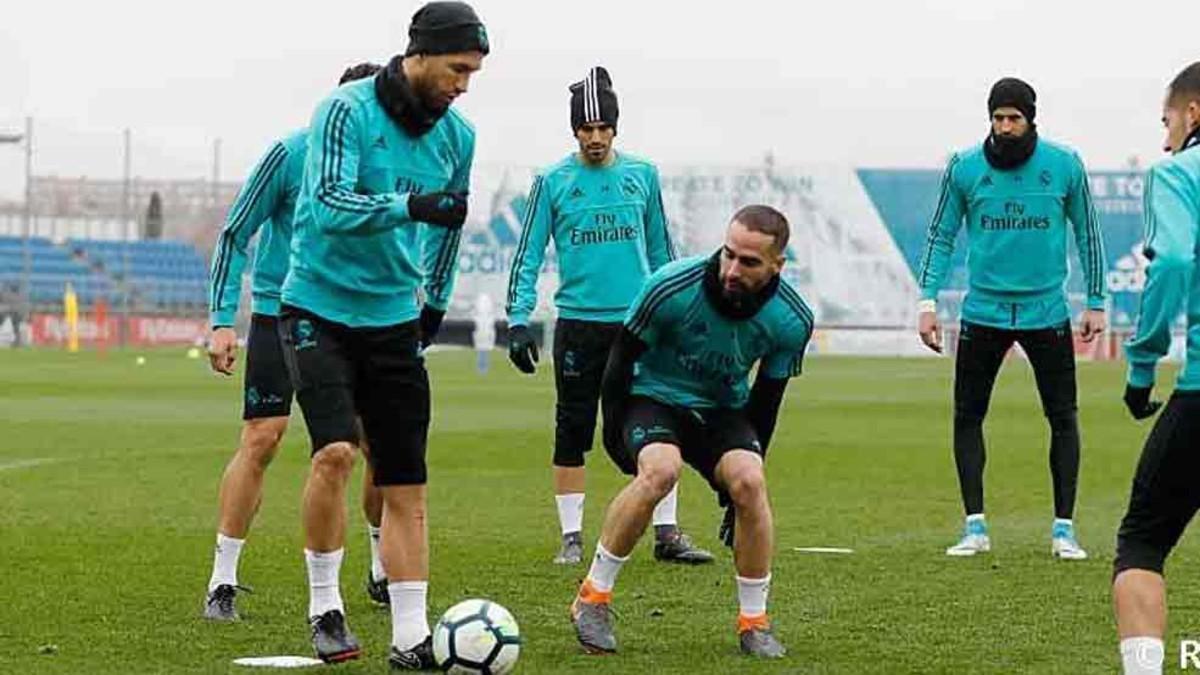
{"left": 0, "top": 235, "right": 209, "bottom": 309}
{"left": 68, "top": 238, "right": 209, "bottom": 309}
{"left": 0, "top": 236, "right": 113, "bottom": 305}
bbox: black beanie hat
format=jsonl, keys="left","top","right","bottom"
{"left": 988, "top": 77, "right": 1036, "bottom": 123}
{"left": 570, "top": 67, "right": 619, "bottom": 132}
{"left": 405, "top": 1, "right": 490, "bottom": 57}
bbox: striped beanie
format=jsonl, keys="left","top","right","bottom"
{"left": 569, "top": 67, "right": 619, "bottom": 132}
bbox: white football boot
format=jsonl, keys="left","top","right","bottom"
{"left": 1051, "top": 519, "right": 1088, "bottom": 560}
{"left": 946, "top": 515, "right": 990, "bottom": 557}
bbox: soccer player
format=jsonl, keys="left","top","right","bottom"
{"left": 917, "top": 77, "right": 1107, "bottom": 559}
{"left": 570, "top": 205, "right": 813, "bottom": 658}
{"left": 505, "top": 66, "right": 712, "bottom": 566}
{"left": 278, "top": 2, "right": 486, "bottom": 667}
{"left": 202, "top": 63, "right": 385, "bottom": 622}
{"left": 1112, "top": 61, "right": 1200, "bottom": 675}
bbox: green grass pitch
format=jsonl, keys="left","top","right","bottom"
{"left": 0, "top": 348, "right": 1195, "bottom": 673}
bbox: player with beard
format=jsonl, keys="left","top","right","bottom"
{"left": 505, "top": 66, "right": 712, "bottom": 567}
{"left": 202, "top": 62, "right": 386, "bottom": 622}
{"left": 278, "top": 2, "right": 487, "bottom": 668}
{"left": 569, "top": 205, "right": 813, "bottom": 659}
{"left": 917, "top": 77, "right": 1108, "bottom": 560}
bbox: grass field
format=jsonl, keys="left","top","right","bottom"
{"left": 1, "top": 347, "right": 1196, "bottom": 673}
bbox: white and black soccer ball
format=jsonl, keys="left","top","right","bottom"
{"left": 433, "top": 598, "right": 521, "bottom": 674}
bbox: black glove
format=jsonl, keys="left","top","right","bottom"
{"left": 418, "top": 306, "right": 445, "bottom": 350}
{"left": 1124, "top": 385, "right": 1163, "bottom": 420}
{"left": 718, "top": 505, "right": 736, "bottom": 548}
{"left": 507, "top": 324, "right": 538, "bottom": 374}
{"left": 407, "top": 191, "right": 467, "bottom": 229}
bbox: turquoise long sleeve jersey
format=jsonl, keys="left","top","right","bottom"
{"left": 626, "top": 256, "right": 814, "bottom": 410}
{"left": 1125, "top": 145, "right": 1200, "bottom": 391}
{"left": 917, "top": 139, "right": 1107, "bottom": 329}
{"left": 208, "top": 128, "right": 307, "bottom": 328}
{"left": 505, "top": 151, "right": 676, "bottom": 327}
{"left": 281, "top": 77, "right": 474, "bottom": 327}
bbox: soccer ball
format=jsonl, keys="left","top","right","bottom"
{"left": 433, "top": 599, "right": 521, "bottom": 674}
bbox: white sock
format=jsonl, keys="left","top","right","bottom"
{"left": 368, "top": 525, "right": 385, "bottom": 582}
{"left": 555, "top": 493, "right": 584, "bottom": 536}
{"left": 305, "top": 548, "right": 345, "bottom": 618}
{"left": 1120, "top": 637, "right": 1164, "bottom": 675}
{"left": 966, "top": 513, "right": 985, "bottom": 524}
{"left": 651, "top": 483, "right": 679, "bottom": 527}
{"left": 388, "top": 581, "right": 430, "bottom": 650}
{"left": 736, "top": 574, "right": 771, "bottom": 617}
{"left": 208, "top": 533, "right": 244, "bottom": 591}
{"left": 585, "top": 543, "right": 629, "bottom": 593}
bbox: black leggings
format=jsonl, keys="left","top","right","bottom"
{"left": 952, "top": 321, "right": 1080, "bottom": 519}
{"left": 1115, "top": 392, "right": 1200, "bottom": 576}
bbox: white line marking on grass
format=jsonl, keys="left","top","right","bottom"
{"left": 792, "top": 547, "right": 855, "bottom": 554}
{"left": 0, "top": 458, "right": 58, "bottom": 472}
{"left": 233, "top": 656, "right": 325, "bottom": 668}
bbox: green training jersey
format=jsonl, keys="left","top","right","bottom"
{"left": 918, "top": 138, "right": 1107, "bottom": 329}
{"left": 625, "top": 255, "right": 813, "bottom": 409}
{"left": 281, "top": 77, "right": 473, "bottom": 327}
{"left": 1126, "top": 143, "right": 1200, "bottom": 391}
{"left": 208, "top": 128, "right": 307, "bottom": 327}
{"left": 505, "top": 151, "right": 675, "bottom": 327}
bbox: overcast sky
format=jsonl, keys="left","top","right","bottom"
{"left": 0, "top": 0, "right": 1193, "bottom": 200}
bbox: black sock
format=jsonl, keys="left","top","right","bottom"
{"left": 654, "top": 524, "right": 678, "bottom": 540}
{"left": 1048, "top": 412, "right": 1080, "bottom": 520}
{"left": 954, "top": 413, "right": 987, "bottom": 516}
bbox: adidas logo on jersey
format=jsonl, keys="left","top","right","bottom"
{"left": 373, "top": 136, "right": 388, "bottom": 150}
{"left": 569, "top": 187, "right": 585, "bottom": 199}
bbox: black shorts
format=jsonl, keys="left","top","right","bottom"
{"left": 954, "top": 321, "right": 1077, "bottom": 420}
{"left": 243, "top": 313, "right": 295, "bottom": 420}
{"left": 1115, "top": 392, "right": 1200, "bottom": 576}
{"left": 278, "top": 305, "right": 430, "bottom": 486}
{"left": 620, "top": 395, "right": 761, "bottom": 492}
{"left": 553, "top": 318, "right": 623, "bottom": 468}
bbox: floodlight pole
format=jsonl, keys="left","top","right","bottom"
{"left": 19, "top": 118, "right": 32, "bottom": 347}
{"left": 120, "top": 128, "right": 131, "bottom": 347}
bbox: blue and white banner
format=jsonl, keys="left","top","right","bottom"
{"left": 451, "top": 163, "right": 1147, "bottom": 345}
{"left": 452, "top": 162, "right": 919, "bottom": 330}
{"left": 858, "top": 168, "right": 1146, "bottom": 327}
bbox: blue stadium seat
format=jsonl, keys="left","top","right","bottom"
{"left": 39, "top": 237, "right": 210, "bottom": 310}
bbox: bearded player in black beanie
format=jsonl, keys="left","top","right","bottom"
{"left": 917, "top": 77, "right": 1108, "bottom": 560}
{"left": 278, "top": 2, "right": 487, "bottom": 669}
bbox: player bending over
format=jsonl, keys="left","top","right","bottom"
{"left": 570, "top": 204, "right": 813, "bottom": 659}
